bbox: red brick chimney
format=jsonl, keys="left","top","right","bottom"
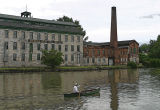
{"left": 109, "top": 6, "right": 120, "bottom": 65}
{"left": 110, "top": 6, "right": 118, "bottom": 48}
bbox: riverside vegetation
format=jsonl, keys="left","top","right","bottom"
{"left": 139, "top": 35, "right": 160, "bottom": 68}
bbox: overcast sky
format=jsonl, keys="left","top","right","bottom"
{"left": 0, "top": 0, "right": 160, "bottom": 44}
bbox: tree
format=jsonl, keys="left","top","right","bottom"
{"left": 57, "top": 16, "right": 86, "bottom": 36}
{"left": 148, "top": 35, "right": 160, "bottom": 58}
{"left": 41, "top": 50, "right": 64, "bottom": 68}
{"left": 139, "top": 43, "right": 149, "bottom": 53}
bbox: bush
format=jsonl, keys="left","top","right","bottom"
{"left": 149, "top": 58, "right": 160, "bottom": 68}
{"left": 127, "top": 61, "right": 137, "bottom": 68}
{"left": 41, "top": 50, "right": 64, "bottom": 68}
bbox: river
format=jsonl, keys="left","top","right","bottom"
{"left": 0, "top": 69, "right": 160, "bottom": 110}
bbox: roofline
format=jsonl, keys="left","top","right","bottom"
{"left": 0, "top": 13, "right": 77, "bottom": 26}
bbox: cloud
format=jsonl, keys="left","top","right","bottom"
{"left": 141, "top": 14, "right": 160, "bottom": 19}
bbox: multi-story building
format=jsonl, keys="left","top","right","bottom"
{"left": 0, "top": 11, "right": 84, "bottom": 67}
{"left": 83, "top": 7, "right": 139, "bottom": 65}
{"left": 83, "top": 40, "right": 139, "bottom": 65}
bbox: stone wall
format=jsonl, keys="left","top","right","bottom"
{"left": 0, "top": 28, "right": 83, "bottom": 67}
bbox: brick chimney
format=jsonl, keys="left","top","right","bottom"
{"left": 109, "top": 6, "right": 120, "bottom": 65}
{"left": 110, "top": 6, "right": 118, "bottom": 48}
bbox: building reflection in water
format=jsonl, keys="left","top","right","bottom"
{"left": 0, "top": 69, "right": 139, "bottom": 109}
{"left": 108, "top": 69, "right": 139, "bottom": 110}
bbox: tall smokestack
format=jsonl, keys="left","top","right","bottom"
{"left": 110, "top": 6, "right": 118, "bottom": 48}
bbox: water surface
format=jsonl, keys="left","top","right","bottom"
{"left": 0, "top": 69, "right": 160, "bottom": 110}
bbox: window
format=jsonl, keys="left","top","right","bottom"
{"left": 65, "top": 54, "right": 68, "bottom": 62}
{"left": 77, "top": 36, "right": 80, "bottom": 42}
{"left": 98, "top": 58, "right": 101, "bottom": 63}
{"left": 21, "top": 31, "right": 25, "bottom": 39}
{"left": 71, "top": 45, "right": 74, "bottom": 51}
{"left": 103, "top": 50, "right": 105, "bottom": 56}
{"left": 29, "top": 43, "right": 33, "bottom": 52}
{"left": 13, "top": 53, "right": 17, "bottom": 61}
{"left": 77, "top": 45, "right": 80, "bottom": 52}
{"left": 58, "top": 45, "right": 61, "bottom": 51}
{"left": 103, "top": 58, "right": 106, "bottom": 63}
{"left": 71, "top": 36, "right": 74, "bottom": 42}
{"left": 134, "top": 48, "right": 136, "bottom": 54}
{"left": 71, "top": 54, "right": 74, "bottom": 62}
{"left": 51, "top": 44, "right": 55, "bottom": 50}
{"left": 37, "top": 44, "right": 41, "bottom": 50}
{"left": 92, "top": 58, "right": 95, "bottom": 63}
{"left": 87, "top": 58, "right": 89, "bottom": 63}
{"left": 65, "top": 45, "right": 68, "bottom": 52}
{"left": 13, "top": 42, "right": 17, "bottom": 50}
{"left": 29, "top": 53, "right": 32, "bottom": 61}
{"left": 21, "top": 53, "right": 25, "bottom": 61}
{"left": 21, "top": 42, "right": 25, "bottom": 50}
{"left": 37, "top": 33, "right": 41, "bottom": 40}
{"left": 5, "top": 30, "right": 9, "bottom": 38}
{"left": 98, "top": 50, "right": 100, "bottom": 56}
{"left": 52, "top": 34, "right": 55, "bottom": 40}
{"left": 44, "top": 44, "right": 48, "bottom": 50}
{"left": 65, "top": 35, "right": 68, "bottom": 42}
{"left": 45, "top": 33, "right": 48, "bottom": 40}
{"left": 4, "top": 42, "right": 8, "bottom": 50}
{"left": 29, "top": 32, "right": 33, "bottom": 40}
{"left": 13, "top": 31, "right": 17, "bottom": 38}
{"left": 92, "top": 50, "right": 95, "bottom": 56}
{"left": 37, "top": 53, "right": 40, "bottom": 60}
{"left": 58, "top": 34, "right": 61, "bottom": 41}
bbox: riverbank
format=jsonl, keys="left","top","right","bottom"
{"left": 0, "top": 65, "right": 143, "bottom": 73}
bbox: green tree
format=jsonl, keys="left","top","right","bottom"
{"left": 41, "top": 50, "right": 64, "bottom": 68}
{"left": 57, "top": 16, "right": 86, "bottom": 36}
{"left": 139, "top": 43, "right": 149, "bottom": 53}
{"left": 149, "top": 35, "right": 160, "bottom": 58}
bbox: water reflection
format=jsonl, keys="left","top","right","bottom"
{"left": 0, "top": 69, "right": 150, "bottom": 110}
{"left": 108, "top": 69, "right": 139, "bottom": 110}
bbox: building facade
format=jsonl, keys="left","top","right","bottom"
{"left": 0, "top": 12, "right": 84, "bottom": 67}
{"left": 83, "top": 7, "right": 139, "bottom": 65}
{"left": 83, "top": 40, "right": 139, "bottom": 65}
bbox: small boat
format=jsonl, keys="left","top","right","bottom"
{"left": 64, "top": 87, "right": 100, "bottom": 97}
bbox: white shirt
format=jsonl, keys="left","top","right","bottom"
{"left": 73, "top": 85, "right": 80, "bottom": 93}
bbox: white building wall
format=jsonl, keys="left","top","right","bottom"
{"left": 0, "top": 28, "right": 83, "bottom": 67}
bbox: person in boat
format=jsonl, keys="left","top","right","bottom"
{"left": 73, "top": 83, "right": 80, "bottom": 93}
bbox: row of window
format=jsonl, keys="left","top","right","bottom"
{"left": 4, "top": 42, "right": 81, "bottom": 52}
{"left": 86, "top": 58, "right": 106, "bottom": 64}
{"left": 86, "top": 50, "right": 106, "bottom": 56}
{"left": 4, "top": 30, "right": 81, "bottom": 42}
{"left": 13, "top": 53, "right": 41, "bottom": 61}
{"left": 86, "top": 49, "right": 133, "bottom": 57}
{"left": 64, "top": 54, "right": 75, "bottom": 62}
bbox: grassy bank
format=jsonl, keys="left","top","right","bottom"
{"left": 0, "top": 65, "right": 143, "bottom": 73}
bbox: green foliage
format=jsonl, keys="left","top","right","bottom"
{"left": 148, "top": 58, "right": 160, "bottom": 68}
{"left": 127, "top": 61, "right": 137, "bottom": 68}
{"left": 57, "top": 16, "right": 86, "bottom": 36}
{"left": 41, "top": 50, "right": 64, "bottom": 68}
{"left": 148, "top": 35, "right": 160, "bottom": 58}
{"left": 139, "top": 35, "right": 160, "bottom": 67}
{"left": 139, "top": 43, "right": 149, "bottom": 53}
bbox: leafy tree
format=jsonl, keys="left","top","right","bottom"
{"left": 41, "top": 50, "right": 64, "bottom": 68}
{"left": 57, "top": 16, "right": 86, "bottom": 36}
{"left": 139, "top": 43, "right": 149, "bottom": 53}
{"left": 148, "top": 35, "right": 160, "bottom": 58}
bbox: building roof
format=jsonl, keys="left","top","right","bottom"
{"left": 0, "top": 14, "right": 77, "bottom": 26}
{"left": 0, "top": 13, "right": 84, "bottom": 35}
{"left": 84, "top": 40, "right": 139, "bottom": 47}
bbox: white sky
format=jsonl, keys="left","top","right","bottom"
{"left": 0, "top": 0, "right": 160, "bottom": 44}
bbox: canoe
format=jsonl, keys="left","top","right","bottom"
{"left": 64, "top": 87, "right": 100, "bottom": 97}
